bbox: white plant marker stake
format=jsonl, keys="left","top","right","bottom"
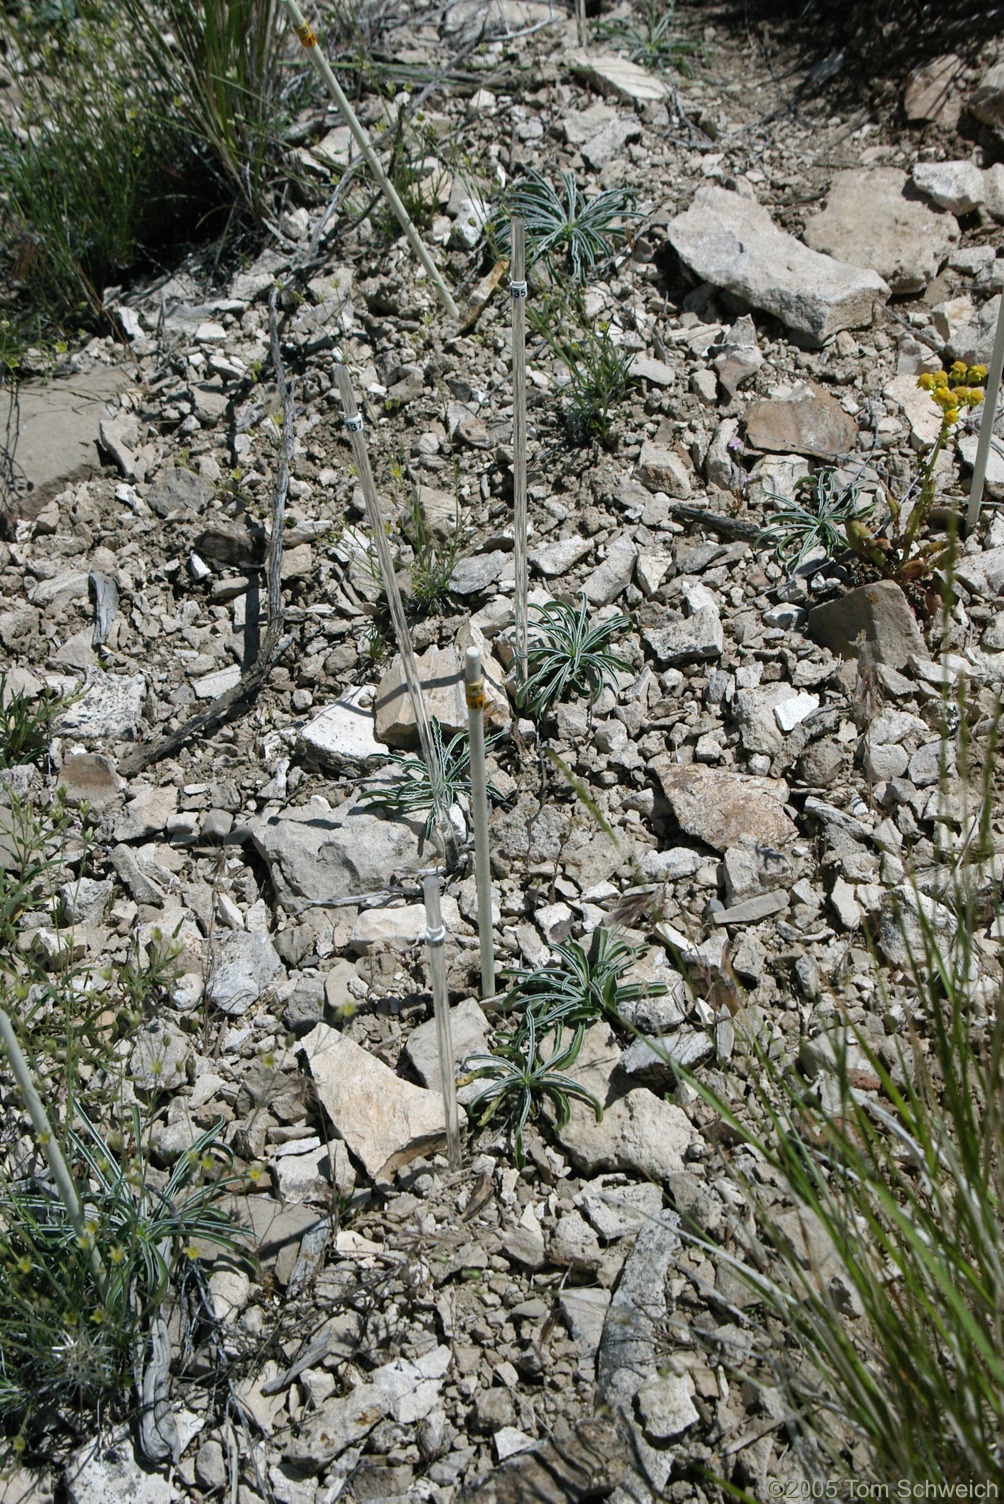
{"left": 422, "top": 873, "right": 462, "bottom": 1172}
{"left": 281, "top": 0, "right": 460, "bottom": 319}
{"left": 334, "top": 366, "right": 459, "bottom": 871}
{"left": 464, "top": 646, "right": 496, "bottom": 1000}
{"left": 965, "top": 293, "right": 1004, "bottom": 536}
{"left": 511, "top": 218, "right": 529, "bottom": 684}
{"left": 0, "top": 1008, "right": 108, "bottom": 1300}
{"left": 575, "top": 0, "right": 588, "bottom": 49}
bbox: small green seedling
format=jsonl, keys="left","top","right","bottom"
{"left": 518, "top": 594, "right": 632, "bottom": 716}
{"left": 758, "top": 468, "right": 873, "bottom": 575}
{"left": 359, "top": 717, "right": 506, "bottom": 839}
{"left": 490, "top": 171, "right": 637, "bottom": 282}
{"left": 461, "top": 1011, "right": 602, "bottom": 1169}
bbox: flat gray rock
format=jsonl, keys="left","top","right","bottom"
{"left": 146, "top": 464, "right": 213, "bottom": 519}
{"left": 449, "top": 550, "right": 508, "bottom": 595}
{"left": 971, "top": 58, "right": 1004, "bottom": 135}
{"left": 297, "top": 687, "right": 385, "bottom": 768}
{"left": 250, "top": 794, "right": 426, "bottom": 906}
{"left": 803, "top": 169, "right": 959, "bottom": 294}
{"left": 643, "top": 607, "right": 723, "bottom": 665}
{"left": 528, "top": 536, "right": 593, "bottom": 577}
{"left": 12, "top": 367, "right": 130, "bottom": 514}
{"left": 652, "top": 761, "right": 798, "bottom": 852}
{"left": 287, "top": 1343, "right": 451, "bottom": 1470}
{"left": 552, "top": 1025, "right": 693, "bottom": 1182}
{"left": 912, "top": 159, "right": 985, "bottom": 215}
{"left": 374, "top": 644, "right": 466, "bottom": 748}
{"left": 806, "top": 580, "right": 925, "bottom": 669}
{"left": 945, "top": 293, "right": 1001, "bottom": 366}
{"left": 209, "top": 930, "right": 283, "bottom": 1016}
{"left": 667, "top": 185, "right": 889, "bottom": 344}
{"left": 744, "top": 383, "right": 858, "bottom": 458}
{"left": 53, "top": 671, "right": 146, "bottom": 742}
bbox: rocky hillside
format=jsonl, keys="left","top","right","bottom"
{"left": 1, "top": 2, "right": 1003, "bottom": 1501}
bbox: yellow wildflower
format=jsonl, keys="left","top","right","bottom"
{"left": 944, "top": 408, "right": 960, "bottom": 425}
{"left": 917, "top": 372, "right": 938, "bottom": 390}
{"left": 950, "top": 359, "right": 968, "bottom": 377}
{"left": 968, "top": 364, "right": 988, "bottom": 383}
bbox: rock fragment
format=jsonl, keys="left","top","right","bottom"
{"left": 300, "top": 1024, "right": 455, "bottom": 1181}
{"left": 744, "top": 383, "right": 858, "bottom": 459}
{"left": 652, "top": 761, "right": 798, "bottom": 851}
{"left": 666, "top": 185, "right": 889, "bottom": 344}
{"left": 805, "top": 581, "right": 926, "bottom": 669}
{"left": 803, "top": 169, "right": 959, "bottom": 294}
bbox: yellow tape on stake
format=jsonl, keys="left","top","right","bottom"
{"left": 295, "top": 21, "right": 317, "bottom": 45}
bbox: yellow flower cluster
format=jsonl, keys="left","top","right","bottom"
{"left": 917, "top": 362, "right": 988, "bottom": 426}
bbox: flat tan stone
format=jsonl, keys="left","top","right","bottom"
{"left": 300, "top": 1024, "right": 458, "bottom": 1181}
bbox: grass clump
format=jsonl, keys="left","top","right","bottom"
{"left": 0, "top": 0, "right": 300, "bottom": 332}
{"left": 518, "top": 594, "right": 632, "bottom": 717}
{"left": 676, "top": 709, "right": 1004, "bottom": 1487}
{"left": 0, "top": 1108, "right": 248, "bottom": 1458}
{"left": 594, "top": 0, "right": 705, "bottom": 74}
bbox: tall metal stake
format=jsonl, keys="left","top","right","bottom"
{"left": 511, "top": 218, "right": 529, "bottom": 685}
{"left": 575, "top": 0, "right": 588, "bottom": 49}
{"left": 334, "top": 366, "right": 459, "bottom": 872}
{"left": 423, "top": 873, "right": 462, "bottom": 1172}
{"left": 464, "top": 646, "right": 496, "bottom": 1000}
{"left": 281, "top": 0, "right": 460, "bottom": 319}
{"left": 965, "top": 293, "right": 1004, "bottom": 536}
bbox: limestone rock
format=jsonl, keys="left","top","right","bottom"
{"left": 912, "top": 160, "right": 985, "bottom": 215}
{"left": 300, "top": 1024, "right": 457, "bottom": 1181}
{"left": 146, "top": 465, "right": 212, "bottom": 519}
{"left": 958, "top": 433, "right": 1004, "bottom": 500}
{"left": 297, "top": 687, "right": 385, "bottom": 769}
{"left": 528, "top": 536, "right": 592, "bottom": 577}
{"left": 406, "top": 997, "right": 491, "bottom": 1103}
{"left": 250, "top": 795, "right": 426, "bottom": 906}
{"left": 53, "top": 671, "right": 146, "bottom": 742}
{"left": 552, "top": 1025, "right": 692, "bottom": 1181}
{"left": 375, "top": 644, "right": 466, "bottom": 748}
{"left": 112, "top": 784, "right": 178, "bottom": 842}
{"left": 744, "top": 383, "right": 858, "bottom": 459}
{"left": 567, "top": 50, "right": 670, "bottom": 104}
{"left": 945, "top": 294, "right": 1002, "bottom": 366}
{"left": 13, "top": 367, "right": 128, "bottom": 513}
{"left": 209, "top": 930, "right": 283, "bottom": 1016}
{"left": 582, "top": 535, "right": 638, "bottom": 606}
{"left": 637, "top": 1373, "right": 700, "bottom": 1440}
{"left": 457, "top": 1419, "right": 625, "bottom": 1504}
{"left": 67, "top": 1429, "right": 178, "bottom": 1504}
{"left": 637, "top": 441, "right": 693, "bottom": 497}
{"left": 287, "top": 1344, "right": 451, "bottom": 1470}
{"left": 652, "top": 761, "right": 798, "bottom": 852}
{"left": 803, "top": 169, "right": 959, "bottom": 295}
{"left": 666, "top": 185, "right": 889, "bottom": 345}
{"left": 57, "top": 752, "right": 124, "bottom": 808}
{"left": 970, "top": 59, "right": 1004, "bottom": 135}
{"left": 712, "top": 314, "right": 763, "bottom": 397}
{"left": 904, "top": 54, "right": 966, "bottom": 127}
{"left": 805, "top": 580, "right": 925, "bottom": 669}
